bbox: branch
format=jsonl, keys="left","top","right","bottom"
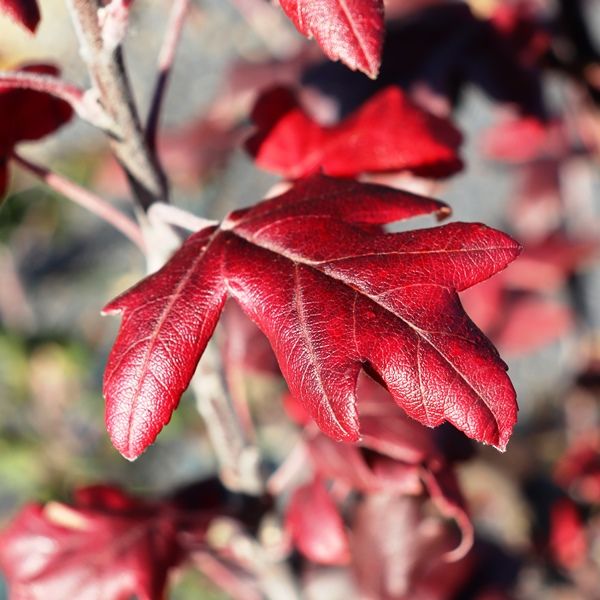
{"left": 66, "top": 0, "right": 168, "bottom": 210}
{"left": 146, "top": 0, "right": 190, "bottom": 151}
{"left": 192, "top": 340, "right": 264, "bottom": 495}
{"left": 11, "top": 152, "right": 145, "bottom": 250}
{"left": 148, "top": 202, "right": 218, "bottom": 232}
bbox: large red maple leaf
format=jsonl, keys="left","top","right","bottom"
{"left": 103, "top": 175, "right": 520, "bottom": 460}
{"left": 278, "top": 0, "right": 384, "bottom": 78}
{"left": 246, "top": 86, "right": 463, "bottom": 179}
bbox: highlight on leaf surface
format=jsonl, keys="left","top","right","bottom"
{"left": 103, "top": 174, "right": 520, "bottom": 460}
{"left": 246, "top": 85, "right": 463, "bottom": 179}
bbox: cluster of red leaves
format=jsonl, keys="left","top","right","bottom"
{"left": 0, "top": 479, "right": 277, "bottom": 600}
{"left": 0, "top": 64, "right": 73, "bottom": 200}
{"left": 283, "top": 372, "right": 473, "bottom": 565}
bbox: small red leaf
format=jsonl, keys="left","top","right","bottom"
{"left": 0, "top": 0, "right": 40, "bottom": 32}
{"left": 278, "top": 0, "right": 384, "bottom": 77}
{"left": 104, "top": 175, "right": 519, "bottom": 459}
{"left": 286, "top": 477, "right": 350, "bottom": 565}
{"left": 247, "top": 86, "right": 463, "bottom": 179}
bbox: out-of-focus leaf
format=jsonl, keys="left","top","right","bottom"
{"left": 246, "top": 86, "right": 463, "bottom": 179}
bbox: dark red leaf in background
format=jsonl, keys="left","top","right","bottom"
{"left": 302, "top": 373, "right": 473, "bottom": 555}
{"left": 0, "top": 64, "right": 73, "bottom": 201}
{"left": 0, "top": 0, "right": 40, "bottom": 32}
{"left": 0, "top": 486, "right": 182, "bottom": 600}
{"left": 246, "top": 86, "right": 463, "bottom": 179}
{"left": 286, "top": 477, "right": 350, "bottom": 565}
{"left": 555, "top": 437, "right": 600, "bottom": 504}
{"left": 220, "top": 301, "right": 280, "bottom": 377}
{"left": 549, "top": 498, "right": 587, "bottom": 570}
{"left": 104, "top": 175, "right": 519, "bottom": 459}
{"left": 352, "top": 495, "right": 474, "bottom": 600}
{"left": 0, "top": 65, "right": 73, "bottom": 152}
{"left": 278, "top": 0, "right": 384, "bottom": 78}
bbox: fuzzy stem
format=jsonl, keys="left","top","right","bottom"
{"left": 66, "top": 0, "right": 168, "bottom": 210}
{"left": 147, "top": 202, "right": 218, "bottom": 232}
{"left": 12, "top": 152, "right": 145, "bottom": 250}
{"left": 146, "top": 0, "right": 190, "bottom": 151}
{"left": 0, "top": 71, "right": 84, "bottom": 105}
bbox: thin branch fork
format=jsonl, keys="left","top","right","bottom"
{"left": 146, "top": 0, "right": 191, "bottom": 151}
{"left": 66, "top": 0, "right": 168, "bottom": 210}
{"left": 11, "top": 151, "right": 145, "bottom": 250}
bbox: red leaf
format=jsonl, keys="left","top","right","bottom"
{"left": 104, "top": 175, "right": 520, "bottom": 459}
{"left": 481, "top": 116, "right": 567, "bottom": 164}
{"left": 0, "top": 487, "right": 183, "bottom": 600}
{"left": 555, "top": 436, "right": 600, "bottom": 504}
{"left": 549, "top": 498, "right": 587, "bottom": 570}
{"left": 0, "top": 64, "right": 73, "bottom": 202}
{"left": 286, "top": 477, "right": 350, "bottom": 565}
{"left": 278, "top": 0, "right": 384, "bottom": 78}
{"left": 352, "top": 495, "right": 474, "bottom": 600}
{"left": 246, "top": 86, "right": 463, "bottom": 179}
{"left": 0, "top": 0, "right": 40, "bottom": 32}
{"left": 0, "top": 64, "right": 73, "bottom": 154}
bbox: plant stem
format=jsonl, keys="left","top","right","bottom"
{"left": 66, "top": 0, "right": 168, "bottom": 210}
{"left": 12, "top": 152, "right": 145, "bottom": 250}
{"left": 192, "top": 340, "right": 264, "bottom": 495}
{"left": 148, "top": 202, "right": 218, "bottom": 232}
{"left": 146, "top": 0, "right": 190, "bottom": 151}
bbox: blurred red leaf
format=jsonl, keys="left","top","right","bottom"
{"left": 303, "top": 373, "right": 473, "bottom": 555}
{"left": 482, "top": 116, "right": 567, "bottom": 164}
{"left": 0, "top": 486, "right": 183, "bottom": 600}
{"left": 103, "top": 175, "right": 519, "bottom": 459}
{"left": 555, "top": 437, "right": 600, "bottom": 504}
{"left": 490, "top": 2, "right": 551, "bottom": 67}
{"left": 285, "top": 477, "right": 350, "bottom": 565}
{"left": 549, "top": 498, "right": 587, "bottom": 570}
{"left": 303, "top": 2, "right": 545, "bottom": 118}
{"left": 0, "top": 0, "right": 40, "bottom": 32}
{"left": 278, "top": 0, "right": 384, "bottom": 78}
{"left": 220, "top": 301, "right": 280, "bottom": 377}
{"left": 461, "top": 278, "right": 573, "bottom": 356}
{"left": 352, "top": 495, "right": 474, "bottom": 600}
{"left": 246, "top": 85, "right": 463, "bottom": 179}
